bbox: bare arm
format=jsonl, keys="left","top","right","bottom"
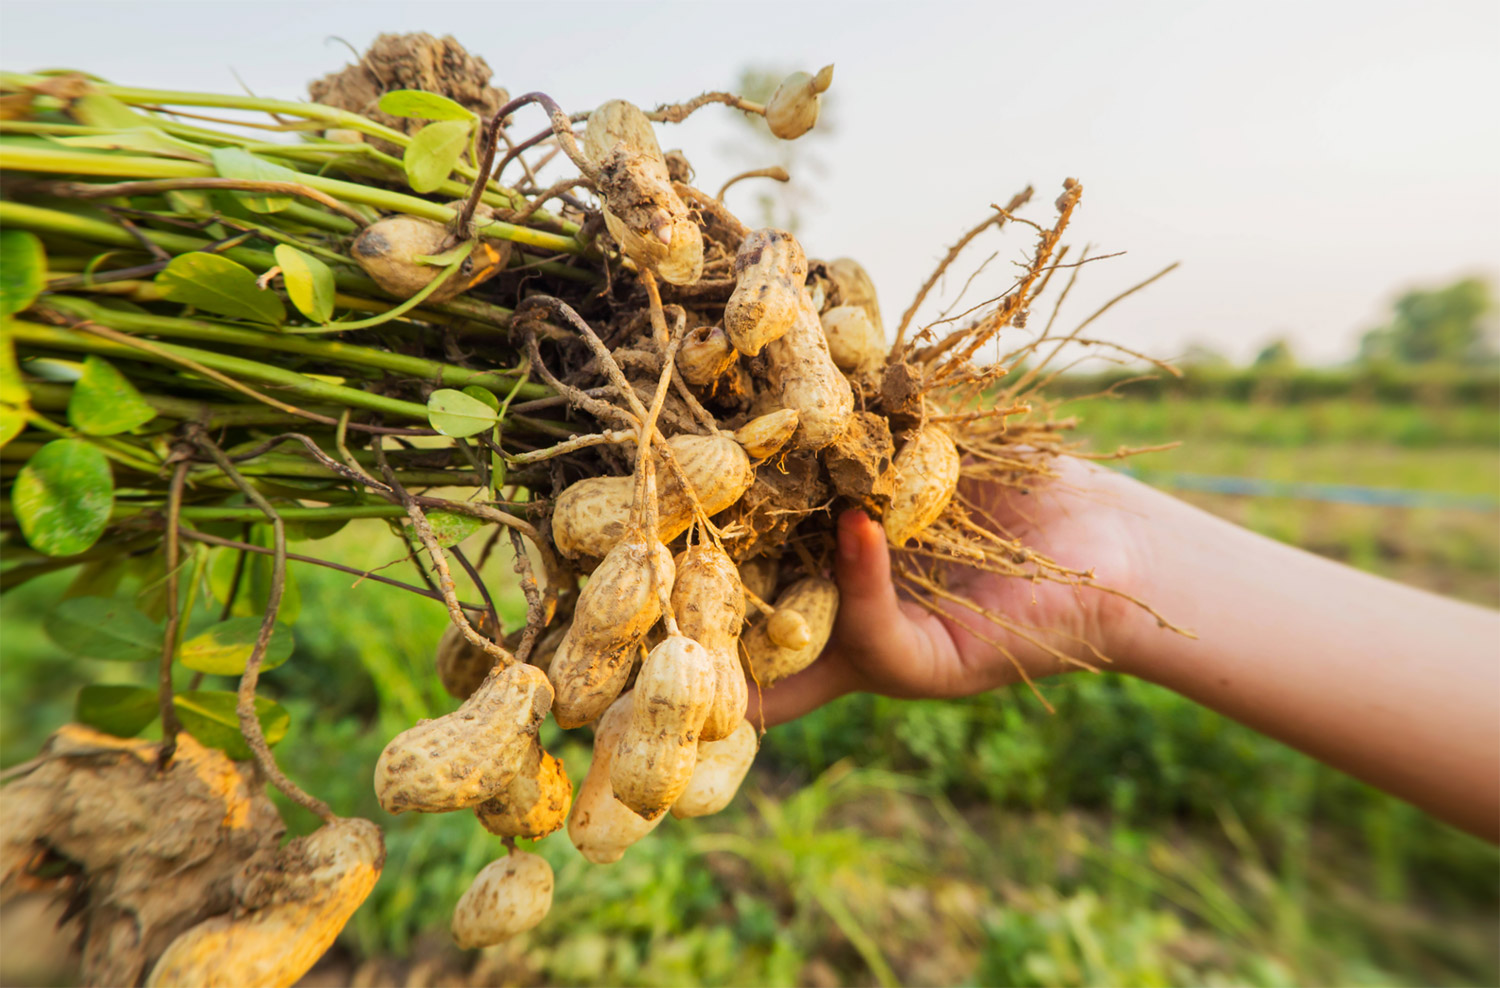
{"left": 753, "top": 458, "right": 1500, "bottom": 842}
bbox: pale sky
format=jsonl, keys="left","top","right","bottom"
{"left": 3, "top": 0, "right": 1497, "bottom": 364}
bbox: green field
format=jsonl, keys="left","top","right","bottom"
{"left": 2, "top": 394, "right": 1496, "bottom": 987}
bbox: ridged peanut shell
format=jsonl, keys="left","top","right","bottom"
{"left": 451, "top": 851, "right": 553, "bottom": 949}
{"left": 551, "top": 434, "right": 753, "bottom": 560}
{"left": 741, "top": 576, "right": 839, "bottom": 685}
{"left": 474, "top": 744, "right": 572, "bottom": 840}
{"left": 549, "top": 536, "right": 674, "bottom": 728}
{"left": 147, "top": 818, "right": 384, "bottom": 988}
{"left": 671, "top": 720, "right": 758, "bottom": 819}
{"left": 883, "top": 426, "right": 961, "bottom": 546}
{"left": 765, "top": 65, "right": 834, "bottom": 140}
{"left": 610, "top": 635, "right": 715, "bottom": 818}
{"left": 763, "top": 292, "right": 854, "bottom": 449}
{"left": 672, "top": 545, "right": 748, "bottom": 742}
{"left": 733, "top": 408, "right": 800, "bottom": 460}
{"left": 584, "top": 99, "right": 665, "bottom": 169}
{"left": 434, "top": 613, "right": 500, "bottom": 700}
{"left": 374, "top": 663, "right": 552, "bottom": 814}
{"left": 724, "top": 229, "right": 807, "bottom": 356}
{"left": 567, "top": 692, "right": 665, "bottom": 863}
{"left": 827, "top": 257, "right": 883, "bottom": 332}
{"left": 678, "top": 325, "right": 737, "bottom": 386}
{"left": 820, "top": 304, "right": 886, "bottom": 374}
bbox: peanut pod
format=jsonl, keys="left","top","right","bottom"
{"left": 672, "top": 545, "right": 748, "bottom": 742}
{"left": 351, "top": 212, "right": 509, "bottom": 302}
{"left": 732, "top": 408, "right": 800, "bottom": 460}
{"left": 763, "top": 291, "right": 854, "bottom": 449}
{"left": 474, "top": 743, "right": 573, "bottom": 840}
{"left": 147, "top": 818, "right": 384, "bottom": 988}
{"left": 820, "top": 304, "right": 886, "bottom": 375}
{"left": 610, "top": 635, "right": 715, "bottom": 818}
{"left": 374, "top": 662, "right": 552, "bottom": 814}
{"left": 671, "top": 720, "right": 758, "bottom": 819}
{"left": 548, "top": 534, "right": 674, "bottom": 729}
{"left": 434, "top": 612, "right": 501, "bottom": 701}
{"left": 552, "top": 433, "right": 753, "bottom": 561}
{"left": 724, "top": 228, "right": 808, "bottom": 356}
{"left": 883, "top": 425, "right": 961, "bottom": 546}
{"left": 765, "top": 65, "right": 834, "bottom": 141}
{"left": 567, "top": 692, "right": 665, "bottom": 863}
{"left": 451, "top": 851, "right": 554, "bottom": 949}
{"left": 826, "top": 257, "right": 884, "bottom": 333}
{"left": 741, "top": 576, "right": 839, "bottom": 685}
{"left": 678, "top": 325, "right": 737, "bottom": 386}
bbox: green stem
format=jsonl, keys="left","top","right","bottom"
{"left": 114, "top": 502, "right": 410, "bottom": 522}
{"left": 0, "top": 144, "right": 588, "bottom": 256}
{"left": 8, "top": 318, "right": 434, "bottom": 421}
{"left": 36, "top": 296, "right": 549, "bottom": 399}
{"left": 291, "top": 242, "right": 472, "bottom": 334}
{"left": 23, "top": 380, "right": 332, "bottom": 428}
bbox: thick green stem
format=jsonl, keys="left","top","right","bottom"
{"left": 37, "top": 296, "right": 549, "bottom": 399}
{"left": 113, "top": 502, "right": 410, "bottom": 522}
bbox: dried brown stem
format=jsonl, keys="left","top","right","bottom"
{"left": 155, "top": 455, "right": 190, "bottom": 768}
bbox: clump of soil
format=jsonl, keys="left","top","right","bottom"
{"left": 309, "top": 33, "right": 508, "bottom": 153}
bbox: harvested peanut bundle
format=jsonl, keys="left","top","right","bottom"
{"left": 451, "top": 851, "right": 554, "bottom": 949}
{"left": 3, "top": 29, "right": 1182, "bottom": 972}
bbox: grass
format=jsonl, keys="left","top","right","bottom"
{"left": 2, "top": 393, "right": 1497, "bottom": 986}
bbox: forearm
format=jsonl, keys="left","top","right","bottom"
{"left": 1115, "top": 486, "right": 1500, "bottom": 840}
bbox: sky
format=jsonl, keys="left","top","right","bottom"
{"left": 3, "top": 0, "right": 1497, "bottom": 364}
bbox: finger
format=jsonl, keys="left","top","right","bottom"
{"left": 746, "top": 648, "right": 858, "bottom": 727}
{"left": 834, "top": 508, "right": 900, "bottom": 612}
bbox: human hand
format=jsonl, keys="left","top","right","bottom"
{"left": 750, "top": 455, "right": 1162, "bottom": 725}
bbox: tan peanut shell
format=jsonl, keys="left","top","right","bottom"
{"left": 374, "top": 662, "right": 552, "bottom": 814}
{"left": 733, "top": 408, "right": 800, "bottom": 460}
{"left": 883, "top": 425, "right": 961, "bottom": 546}
{"left": 147, "top": 818, "right": 384, "bottom": 988}
{"left": 739, "top": 556, "right": 779, "bottom": 611}
{"left": 827, "top": 257, "right": 884, "bottom": 333}
{"left": 820, "top": 305, "right": 886, "bottom": 375}
{"left": 672, "top": 545, "right": 748, "bottom": 742}
{"left": 474, "top": 743, "right": 572, "bottom": 840}
{"left": 551, "top": 434, "right": 753, "bottom": 560}
{"left": 741, "top": 576, "right": 839, "bottom": 685}
{"left": 451, "top": 851, "right": 554, "bottom": 949}
{"left": 434, "top": 613, "right": 500, "bottom": 700}
{"left": 724, "top": 229, "right": 808, "bottom": 356}
{"left": 567, "top": 692, "right": 665, "bottom": 863}
{"left": 678, "top": 325, "right": 737, "bottom": 386}
{"left": 763, "top": 292, "right": 855, "bottom": 449}
{"left": 765, "top": 65, "right": 834, "bottom": 140}
{"left": 548, "top": 535, "right": 674, "bottom": 728}
{"left": 610, "top": 635, "right": 716, "bottom": 818}
{"left": 351, "top": 214, "right": 509, "bottom": 302}
{"left": 671, "top": 720, "right": 758, "bottom": 819}
{"left": 584, "top": 99, "right": 665, "bottom": 168}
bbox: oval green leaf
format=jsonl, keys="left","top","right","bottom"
{"left": 76, "top": 684, "right": 159, "bottom": 738}
{"left": 44, "top": 596, "right": 162, "bottom": 662}
{"left": 12, "top": 439, "right": 114, "bottom": 556}
{"left": 377, "top": 89, "right": 476, "bottom": 122}
{"left": 1, "top": 230, "right": 45, "bottom": 317}
{"left": 156, "top": 253, "right": 285, "bottom": 326}
{"left": 427, "top": 511, "right": 485, "bottom": 547}
{"left": 273, "top": 244, "right": 336, "bottom": 324}
{"left": 403, "top": 119, "right": 471, "bottom": 194}
{"left": 68, "top": 355, "right": 156, "bottom": 435}
{"left": 210, "top": 147, "right": 305, "bottom": 213}
{"left": 427, "top": 388, "right": 498, "bottom": 438}
{"left": 178, "top": 617, "right": 294, "bottom": 676}
{"left": 174, "top": 690, "right": 290, "bottom": 761}
{"left": 461, "top": 385, "right": 500, "bottom": 411}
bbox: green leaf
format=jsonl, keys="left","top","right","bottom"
{"left": 178, "top": 617, "right": 294, "bottom": 676}
{"left": 461, "top": 385, "right": 500, "bottom": 412}
{"left": 68, "top": 356, "right": 156, "bottom": 435}
{"left": 12, "top": 439, "right": 114, "bottom": 556}
{"left": 0, "top": 331, "right": 27, "bottom": 448}
{"left": 377, "top": 90, "right": 477, "bottom": 122}
{"left": 428, "top": 511, "right": 485, "bottom": 547}
{"left": 427, "top": 388, "right": 497, "bottom": 438}
{"left": 76, "top": 684, "right": 159, "bottom": 738}
{"left": 174, "top": 690, "right": 290, "bottom": 761}
{"left": 210, "top": 147, "right": 304, "bottom": 213}
{"left": 1, "top": 230, "right": 45, "bottom": 317}
{"left": 45, "top": 596, "right": 162, "bottom": 661}
{"left": 156, "top": 253, "right": 284, "bottom": 326}
{"left": 272, "top": 244, "right": 336, "bottom": 324}
{"left": 53, "top": 129, "right": 210, "bottom": 161}
{"left": 403, "top": 119, "right": 471, "bottom": 194}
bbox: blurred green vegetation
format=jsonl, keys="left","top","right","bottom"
{"left": 2, "top": 390, "right": 1497, "bottom": 987}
